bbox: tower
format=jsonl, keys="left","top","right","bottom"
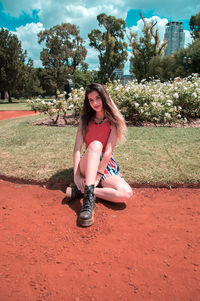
{"left": 113, "top": 68, "right": 124, "bottom": 79}
{"left": 164, "top": 22, "right": 185, "bottom": 56}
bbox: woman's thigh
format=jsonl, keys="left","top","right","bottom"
{"left": 101, "top": 175, "right": 133, "bottom": 201}
{"left": 101, "top": 175, "right": 131, "bottom": 190}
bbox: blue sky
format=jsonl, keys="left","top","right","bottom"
{"left": 0, "top": 0, "right": 199, "bottom": 73}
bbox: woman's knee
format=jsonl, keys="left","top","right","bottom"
{"left": 120, "top": 185, "right": 133, "bottom": 202}
{"left": 88, "top": 140, "right": 103, "bottom": 152}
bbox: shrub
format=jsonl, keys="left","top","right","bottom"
{"left": 28, "top": 75, "right": 200, "bottom": 125}
{"left": 27, "top": 91, "right": 69, "bottom": 124}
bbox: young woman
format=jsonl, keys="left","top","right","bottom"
{"left": 66, "top": 83, "right": 133, "bottom": 227}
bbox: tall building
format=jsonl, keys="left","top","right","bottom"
{"left": 129, "top": 61, "right": 133, "bottom": 75}
{"left": 164, "top": 22, "right": 185, "bottom": 56}
{"left": 113, "top": 68, "right": 124, "bottom": 79}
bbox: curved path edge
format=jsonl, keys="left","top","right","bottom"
{"left": 0, "top": 174, "right": 200, "bottom": 190}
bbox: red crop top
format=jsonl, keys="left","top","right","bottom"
{"left": 85, "top": 120, "right": 111, "bottom": 152}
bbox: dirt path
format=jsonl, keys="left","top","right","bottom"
{"left": 0, "top": 110, "right": 38, "bottom": 120}
{"left": 1, "top": 111, "right": 200, "bottom": 300}
{"left": 0, "top": 179, "right": 200, "bottom": 301}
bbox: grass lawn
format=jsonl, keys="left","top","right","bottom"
{"left": 0, "top": 100, "right": 31, "bottom": 111}
{"left": 0, "top": 114, "right": 200, "bottom": 186}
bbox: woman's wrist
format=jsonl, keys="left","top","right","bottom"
{"left": 97, "top": 171, "right": 104, "bottom": 176}
{"left": 74, "top": 172, "right": 80, "bottom": 180}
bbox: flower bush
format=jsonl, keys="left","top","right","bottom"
{"left": 27, "top": 91, "right": 69, "bottom": 124}
{"left": 28, "top": 75, "right": 200, "bottom": 125}
{"left": 106, "top": 75, "right": 200, "bottom": 125}
{"left": 67, "top": 87, "right": 85, "bottom": 117}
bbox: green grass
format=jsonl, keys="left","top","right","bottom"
{"left": 0, "top": 100, "right": 30, "bottom": 110}
{"left": 0, "top": 114, "right": 200, "bottom": 186}
{"left": 115, "top": 127, "right": 200, "bottom": 185}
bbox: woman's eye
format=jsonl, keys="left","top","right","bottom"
{"left": 88, "top": 96, "right": 101, "bottom": 103}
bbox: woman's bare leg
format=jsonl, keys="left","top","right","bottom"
{"left": 79, "top": 140, "right": 133, "bottom": 203}
{"left": 79, "top": 140, "right": 103, "bottom": 187}
{"left": 95, "top": 175, "right": 133, "bottom": 203}
{"left": 78, "top": 140, "right": 103, "bottom": 226}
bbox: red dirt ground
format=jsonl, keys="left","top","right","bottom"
{"left": 0, "top": 180, "right": 200, "bottom": 301}
{"left": 0, "top": 111, "right": 200, "bottom": 301}
{"left": 0, "top": 110, "right": 38, "bottom": 120}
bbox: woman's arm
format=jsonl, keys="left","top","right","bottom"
{"left": 96, "top": 125, "right": 117, "bottom": 183}
{"left": 73, "top": 120, "right": 84, "bottom": 187}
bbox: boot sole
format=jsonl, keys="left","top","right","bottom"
{"left": 78, "top": 206, "right": 95, "bottom": 227}
{"left": 78, "top": 215, "right": 94, "bottom": 227}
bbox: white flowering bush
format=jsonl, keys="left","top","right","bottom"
{"left": 67, "top": 87, "right": 85, "bottom": 117}
{"left": 69, "top": 75, "right": 200, "bottom": 125}
{"left": 167, "top": 76, "right": 200, "bottom": 119}
{"left": 27, "top": 91, "right": 69, "bottom": 124}
{"left": 107, "top": 75, "right": 200, "bottom": 124}
{"left": 28, "top": 75, "right": 200, "bottom": 125}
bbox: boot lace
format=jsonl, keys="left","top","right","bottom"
{"left": 81, "top": 191, "right": 93, "bottom": 213}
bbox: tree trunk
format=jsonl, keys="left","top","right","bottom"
{"left": 55, "top": 113, "right": 59, "bottom": 124}
{"left": 63, "top": 112, "right": 68, "bottom": 125}
{"left": 1, "top": 91, "right": 5, "bottom": 100}
{"left": 8, "top": 91, "right": 12, "bottom": 103}
{"left": 55, "top": 88, "right": 58, "bottom": 99}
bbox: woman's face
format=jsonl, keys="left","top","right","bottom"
{"left": 88, "top": 91, "right": 103, "bottom": 113}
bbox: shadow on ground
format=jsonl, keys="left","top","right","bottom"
{"left": 46, "top": 168, "right": 74, "bottom": 192}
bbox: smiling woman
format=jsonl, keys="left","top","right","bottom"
{"left": 66, "top": 83, "right": 133, "bottom": 227}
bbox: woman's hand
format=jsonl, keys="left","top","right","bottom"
{"left": 74, "top": 174, "right": 85, "bottom": 193}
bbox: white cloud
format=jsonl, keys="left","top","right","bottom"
{"left": 120, "top": 0, "right": 200, "bottom": 20}
{"left": 127, "top": 16, "right": 192, "bottom": 48}
{"left": 13, "top": 15, "right": 193, "bottom": 72}
{"left": 37, "top": 3, "right": 125, "bottom": 39}
{"left": 1, "top": 0, "right": 34, "bottom": 16}
{"left": 86, "top": 48, "right": 100, "bottom": 71}
{"left": 84, "top": 38, "right": 100, "bottom": 71}
{"left": 3, "top": 0, "right": 198, "bottom": 71}
{"left": 125, "top": 16, "right": 169, "bottom": 74}
{"left": 2, "top": 0, "right": 200, "bottom": 24}
{"left": 125, "top": 16, "right": 194, "bottom": 73}
{"left": 127, "top": 16, "right": 169, "bottom": 42}
{"left": 13, "top": 22, "right": 45, "bottom": 67}
{"left": 184, "top": 30, "right": 193, "bottom": 47}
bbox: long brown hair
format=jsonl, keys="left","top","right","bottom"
{"left": 81, "top": 83, "right": 126, "bottom": 142}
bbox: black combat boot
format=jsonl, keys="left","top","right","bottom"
{"left": 65, "top": 185, "right": 83, "bottom": 201}
{"left": 78, "top": 185, "right": 96, "bottom": 227}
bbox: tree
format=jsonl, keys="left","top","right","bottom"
{"left": 189, "top": 12, "right": 200, "bottom": 40}
{"left": 88, "top": 13, "right": 127, "bottom": 83}
{"left": 73, "top": 69, "right": 96, "bottom": 88}
{"left": 148, "top": 40, "right": 200, "bottom": 81}
{"left": 148, "top": 55, "right": 183, "bottom": 81}
{"left": 21, "top": 59, "right": 43, "bottom": 98}
{"left": 0, "top": 28, "right": 27, "bottom": 102}
{"left": 172, "top": 43, "right": 200, "bottom": 77}
{"left": 187, "top": 39, "right": 200, "bottom": 73}
{"left": 38, "top": 23, "right": 87, "bottom": 97}
{"left": 129, "top": 13, "right": 167, "bottom": 82}
{"left": 36, "top": 68, "right": 55, "bottom": 96}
